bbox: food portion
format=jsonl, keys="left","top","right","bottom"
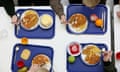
{"left": 40, "top": 14, "right": 53, "bottom": 29}
{"left": 82, "top": 45, "right": 101, "bottom": 65}
{"left": 32, "top": 54, "right": 50, "bottom": 65}
{"left": 95, "top": 19, "right": 103, "bottom": 28}
{"left": 90, "top": 14, "right": 98, "bottom": 22}
{"left": 17, "top": 66, "right": 28, "bottom": 72}
{"left": 32, "top": 54, "right": 51, "bottom": 70}
{"left": 21, "top": 10, "right": 39, "bottom": 29}
{"left": 20, "top": 49, "right": 31, "bottom": 60}
{"left": 25, "top": 54, "right": 51, "bottom": 72}
{"left": 90, "top": 14, "right": 104, "bottom": 28}
{"left": 85, "top": 53, "right": 100, "bottom": 64}
{"left": 68, "top": 56, "right": 76, "bottom": 63}
{"left": 68, "top": 42, "right": 81, "bottom": 56}
{"left": 21, "top": 37, "right": 28, "bottom": 45}
{"left": 68, "top": 13, "right": 88, "bottom": 32}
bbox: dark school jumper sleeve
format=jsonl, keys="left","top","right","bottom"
{"left": 2, "top": 0, "right": 15, "bottom": 17}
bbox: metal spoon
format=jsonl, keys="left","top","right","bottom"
{"left": 16, "top": 13, "right": 20, "bottom": 35}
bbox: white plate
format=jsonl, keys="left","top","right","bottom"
{"left": 81, "top": 45, "right": 101, "bottom": 65}
{"left": 68, "top": 19, "right": 88, "bottom": 33}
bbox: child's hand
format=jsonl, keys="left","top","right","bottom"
{"left": 116, "top": 11, "right": 120, "bottom": 18}
{"left": 60, "top": 15, "right": 67, "bottom": 24}
{"left": 102, "top": 51, "right": 112, "bottom": 62}
{"left": 28, "top": 64, "right": 49, "bottom": 72}
{"left": 11, "top": 15, "right": 19, "bottom": 25}
{"left": 28, "top": 64, "right": 39, "bottom": 72}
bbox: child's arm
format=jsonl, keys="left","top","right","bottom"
{"left": 99, "top": 0, "right": 106, "bottom": 4}
{"left": 103, "top": 61, "right": 117, "bottom": 72}
{"left": 103, "top": 51, "right": 117, "bottom": 72}
{"left": 114, "top": 0, "right": 119, "bottom": 5}
{"left": 2, "top": 0, "right": 16, "bottom": 17}
{"left": 50, "top": 0, "right": 64, "bottom": 18}
{"left": 119, "top": 0, "right": 120, "bottom": 4}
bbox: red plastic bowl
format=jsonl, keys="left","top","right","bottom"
{"left": 116, "top": 52, "right": 120, "bottom": 60}
{"left": 16, "top": 60, "right": 25, "bottom": 68}
{"left": 68, "top": 42, "right": 81, "bottom": 56}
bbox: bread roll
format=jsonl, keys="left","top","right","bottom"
{"left": 20, "top": 49, "right": 31, "bottom": 60}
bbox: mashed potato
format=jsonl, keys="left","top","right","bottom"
{"left": 40, "top": 14, "right": 53, "bottom": 29}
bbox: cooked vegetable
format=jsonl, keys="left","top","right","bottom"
{"left": 17, "top": 66, "right": 28, "bottom": 72}
{"left": 90, "top": 14, "right": 98, "bottom": 22}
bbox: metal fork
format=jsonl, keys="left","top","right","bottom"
{"left": 14, "top": 46, "right": 19, "bottom": 64}
{"left": 16, "top": 13, "right": 20, "bottom": 35}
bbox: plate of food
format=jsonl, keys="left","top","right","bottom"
{"left": 21, "top": 10, "right": 39, "bottom": 30}
{"left": 67, "top": 4, "right": 108, "bottom": 34}
{"left": 11, "top": 44, "right": 54, "bottom": 72}
{"left": 81, "top": 44, "right": 101, "bottom": 65}
{"left": 39, "top": 14, "right": 53, "bottom": 29}
{"left": 32, "top": 54, "right": 51, "bottom": 70}
{"left": 68, "top": 13, "right": 88, "bottom": 33}
{"left": 28, "top": 54, "right": 51, "bottom": 72}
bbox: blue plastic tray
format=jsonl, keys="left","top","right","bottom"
{"left": 67, "top": 43, "right": 108, "bottom": 72}
{"left": 11, "top": 44, "right": 54, "bottom": 72}
{"left": 15, "top": 9, "right": 55, "bottom": 39}
{"left": 66, "top": 4, "right": 108, "bottom": 34}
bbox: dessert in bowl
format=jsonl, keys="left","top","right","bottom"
{"left": 39, "top": 14, "right": 53, "bottom": 29}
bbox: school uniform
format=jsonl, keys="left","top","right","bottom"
{"left": 69, "top": 0, "right": 106, "bottom": 4}
{"left": 0, "top": 0, "right": 15, "bottom": 17}
{"left": 50, "top": 0, "right": 106, "bottom": 18}
{"left": 114, "top": 0, "right": 119, "bottom": 4}
{"left": 18, "top": 0, "right": 49, "bottom": 6}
